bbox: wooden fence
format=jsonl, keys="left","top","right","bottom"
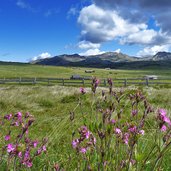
{"left": 0, "top": 77, "right": 171, "bottom": 87}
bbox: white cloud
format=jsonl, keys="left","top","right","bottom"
{"left": 67, "top": 7, "right": 78, "bottom": 18}
{"left": 114, "top": 49, "right": 121, "bottom": 53}
{"left": 78, "top": 41, "right": 100, "bottom": 49}
{"left": 78, "top": 4, "right": 149, "bottom": 43}
{"left": 78, "top": 3, "right": 171, "bottom": 56}
{"left": 32, "top": 52, "right": 52, "bottom": 61}
{"left": 79, "top": 48, "right": 105, "bottom": 56}
{"left": 120, "top": 29, "right": 158, "bottom": 45}
{"left": 16, "top": 0, "right": 32, "bottom": 10}
{"left": 44, "top": 9, "right": 59, "bottom": 17}
{"left": 137, "top": 45, "right": 170, "bottom": 57}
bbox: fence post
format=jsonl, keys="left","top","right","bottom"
{"left": 3, "top": 77, "right": 5, "bottom": 84}
{"left": 82, "top": 78, "right": 85, "bottom": 86}
{"left": 124, "top": 79, "right": 127, "bottom": 87}
{"left": 62, "top": 78, "right": 64, "bottom": 86}
{"left": 19, "top": 77, "right": 21, "bottom": 84}
{"left": 104, "top": 79, "right": 106, "bottom": 86}
{"left": 34, "top": 77, "right": 37, "bottom": 84}
{"left": 146, "top": 78, "right": 149, "bottom": 86}
{"left": 48, "top": 79, "right": 50, "bottom": 86}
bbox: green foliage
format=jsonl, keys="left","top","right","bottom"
{"left": 0, "top": 84, "right": 171, "bottom": 170}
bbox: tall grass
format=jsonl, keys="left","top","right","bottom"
{"left": 0, "top": 84, "right": 171, "bottom": 170}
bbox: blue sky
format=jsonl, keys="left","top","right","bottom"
{"left": 0, "top": 0, "right": 171, "bottom": 62}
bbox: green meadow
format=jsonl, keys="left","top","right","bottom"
{"left": 0, "top": 63, "right": 171, "bottom": 170}
{"left": 0, "top": 63, "right": 171, "bottom": 79}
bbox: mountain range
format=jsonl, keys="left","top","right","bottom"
{"left": 31, "top": 51, "right": 171, "bottom": 69}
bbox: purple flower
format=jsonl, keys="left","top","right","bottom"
{"left": 139, "top": 130, "right": 145, "bottom": 135}
{"left": 18, "top": 151, "right": 22, "bottom": 158}
{"left": 132, "top": 110, "right": 138, "bottom": 117}
{"left": 110, "top": 119, "right": 116, "bottom": 124}
{"left": 36, "top": 148, "right": 42, "bottom": 156}
{"left": 160, "top": 125, "right": 167, "bottom": 132}
{"left": 85, "top": 131, "right": 90, "bottom": 139}
{"left": 80, "top": 87, "right": 86, "bottom": 94}
{"left": 5, "top": 135, "right": 10, "bottom": 141}
{"left": 95, "top": 79, "right": 100, "bottom": 86}
{"left": 115, "top": 128, "right": 121, "bottom": 134}
{"left": 42, "top": 145, "right": 46, "bottom": 152}
{"left": 163, "top": 116, "right": 171, "bottom": 124}
{"left": 23, "top": 160, "right": 33, "bottom": 168}
{"left": 80, "top": 148, "right": 87, "bottom": 154}
{"left": 158, "top": 109, "right": 171, "bottom": 125}
{"left": 32, "top": 140, "right": 39, "bottom": 148}
{"left": 72, "top": 139, "right": 79, "bottom": 149}
{"left": 26, "top": 129, "right": 29, "bottom": 134}
{"left": 123, "top": 133, "right": 129, "bottom": 145}
{"left": 26, "top": 161, "right": 32, "bottom": 168}
{"left": 159, "top": 109, "right": 167, "bottom": 116}
{"left": 14, "top": 121, "right": 19, "bottom": 126}
{"left": 17, "top": 112, "right": 22, "bottom": 118}
{"left": 4, "top": 114, "right": 12, "bottom": 120}
{"left": 7, "top": 144, "right": 15, "bottom": 153}
{"left": 129, "top": 126, "right": 137, "bottom": 133}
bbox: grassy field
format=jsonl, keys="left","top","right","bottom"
{"left": 0, "top": 84, "right": 171, "bottom": 170}
{"left": 0, "top": 64, "right": 171, "bottom": 170}
{"left": 0, "top": 63, "right": 171, "bottom": 79}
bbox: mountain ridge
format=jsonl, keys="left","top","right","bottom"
{"left": 30, "top": 51, "right": 171, "bottom": 69}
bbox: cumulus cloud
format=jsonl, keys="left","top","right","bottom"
{"left": 79, "top": 48, "right": 105, "bottom": 56}
{"left": 94, "top": 0, "right": 171, "bottom": 35}
{"left": 78, "top": 4, "right": 148, "bottom": 43}
{"left": 77, "top": 0, "right": 171, "bottom": 56}
{"left": 78, "top": 41, "right": 100, "bottom": 49}
{"left": 31, "top": 52, "right": 51, "bottom": 61}
{"left": 137, "top": 45, "right": 170, "bottom": 57}
{"left": 114, "top": 49, "right": 121, "bottom": 53}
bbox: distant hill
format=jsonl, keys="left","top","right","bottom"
{"left": 151, "top": 52, "right": 171, "bottom": 61}
{"left": 31, "top": 51, "right": 171, "bottom": 69}
{"left": 14, "top": 51, "right": 171, "bottom": 69}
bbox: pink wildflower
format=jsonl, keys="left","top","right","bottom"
{"left": 4, "top": 114, "right": 12, "bottom": 120}
{"left": 159, "top": 109, "right": 167, "bottom": 116}
{"left": 18, "top": 151, "right": 22, "bottom": 158}
{"left": 115, "top": 128, "right": 121, "bottom": 134}
{"left": 42, "top": 145, "right": 46, "bottom": 152}
{"left": 129, "top": 126, "right": 137, "bottom": 133}
{"left": 7, "top": 144, "right": 15, "bottom": 153}
{"left": 5, "top": 135, "right": 10, "bottom": 141}
{"left": 95, "top": 79, "right": 100, "bottom": 86}
{"left": 123, "top": 133, "right": 129, "bottom": 145}
{"left": 80, "top": 148, "right": 87, "bottom": 154}
{"left": 139, "top": 130, "right": 145, "bottom": 135}
{"left": 72, "top": 139, "right": 79, "bottom": 149}
{"left": 110, "top": 119, "right": 116, "bottom": 124}
{"left": 160, "top": 125, "right": 167, "bottom": 132}
{"left": 85, "top": 131, "right": 90, "bottom": 139}
{"left": 80, "top": 87, "right": 86, "bottom": 94}
{"left": 32, "top": 140, "right": 39, "bottom": 148}
{"left": 132, "top": 110, "right": 138, "bottom": 116}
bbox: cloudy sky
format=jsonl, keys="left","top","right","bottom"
{"left": 0, "top": 0, "right": 171, "bottom": 62}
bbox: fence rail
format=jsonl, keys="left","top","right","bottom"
{"left": 0, "top": 77, "right": 171, "bottom": 87}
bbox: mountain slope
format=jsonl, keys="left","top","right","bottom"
{"left": 152, "top": 52, "right": 171, "bottom": 61}
{"left": 32, "top": 51, "right": 171, "bottom": 69}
